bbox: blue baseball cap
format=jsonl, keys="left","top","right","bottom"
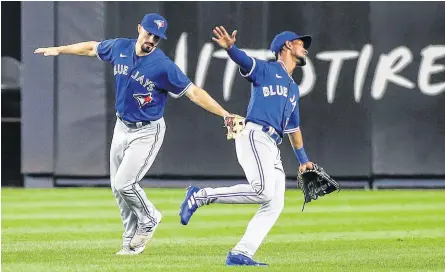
{"left": 270, "top": 31, "right": 312, "bottom": 56}
{"left": 141, "top": 13, "right": 168, "bottom": 40}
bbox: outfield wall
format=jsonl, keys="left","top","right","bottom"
{"left": 21, "top": 2, "right": 445, "bottom": 187}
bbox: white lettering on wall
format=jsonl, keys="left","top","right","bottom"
{"left": 195, "top": 43, "right": 214, "bottom": 88}
{"left": 418, "top": 45, "right": 445, "bottom": 96}
{"left": 173, "top": 32, "right": 445, "bottom": 103}
{"left": 299, "top": 57, "right": 316, "bottom": 98}
{"left": 317, "top": 51, "right": 360, "bottom": 103}
{"left": 354, "top": 44, "right": 373, "bottom": 103}
{"left": 174, "top": 32, "right": 188, "bottom": 74}
{"left": 371, "top": 46, "right": 415, "bottom": 100}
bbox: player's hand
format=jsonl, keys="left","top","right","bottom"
{"left": 299, "top": 161, "right": 314, "bottom": 173}
{"left": 212, "top": 26, "right": 237, "bottom": 49}
{"left": 223, "top": 111, "right": 235, "bottom": 119}
{"left": 34, "top": 47, "right": 60, "bottom": 56}
{"left": 223, "top": 112, "right": 237, "bottom": 126}
{"left": 223, "top": 112, "right": 235, "bottom": 127}
{"left": 224, "top": 113, "right": 245, "bottom": 140}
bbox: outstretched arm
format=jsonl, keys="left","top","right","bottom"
{"left": 288, "top": 129, "right": 314, "bottom": 172}
{"left": 212, "top": 26, "right": 253, "bottom": 72}
{"left": 185, "top": 84, "right": 230, "bottom": 118}
{"left": 34, "top": 41, "right": 99, "bottom": 57}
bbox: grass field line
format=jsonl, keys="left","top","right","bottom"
{"left": 3, "top": 262, "right": 444, "bottom": 272}
{"left": 2, "top": 203, "right": 444, "bottom": 220}
{"left": 2, "top": 214, "right": 441, "bottom": 234}
{"left": 1, "top": 263, "right": 205, "bottom": 272}
{"left": 2, "top": 264, "right": 444, "bottom": 272}
{"left": 2, "top": 194, "right": 442, "bottom": 208}
{"left": 2, "top": 192, "right": 438, "bottom": 203}
{"left": 2, "top": 189, "right": 444, "bottom": 201}
{"left": 2, "top": 190, "right": 444, "bottom": 271}
{"left": 3, "top": 228, "right": 444, "bottom": 252}
{"left": 3, "top": 249, "right": 444, "bottom": 266}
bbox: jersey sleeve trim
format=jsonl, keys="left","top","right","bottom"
{"left": 169, "top": 82, "right": 193, "bottom": 99}
{"left": 238, "top": 57, "right": 256, "bottom": 77}
{"left": 95, "top": 42, "right": 103, "bottom": 61}
{"left": 284, "top": 126, "right": 300, "bottom": 134}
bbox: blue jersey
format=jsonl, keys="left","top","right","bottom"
{"left": 240, "top": 58, "right": 300, "bottom": 137}
{"left": 96, "top": 38, "right": 192, "bottom": 122}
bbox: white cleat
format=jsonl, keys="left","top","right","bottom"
{"left": 115, "top": 245, "right": 145, "bottom": 255}
{"left": 130, "top": 210, "right": 162, "bottom": 249}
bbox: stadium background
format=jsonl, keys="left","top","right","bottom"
{"left": 2, "top": 2, "right": 445, "bottom": 272}
{"left": 2, "top": 1, "right": 445, "bottom": 188}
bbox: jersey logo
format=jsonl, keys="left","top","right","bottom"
{"left": 276, "top": 74, "right": 282, "bottom": 79}
{"left": 262, "top": 85, "right": 288, "bottom": 97}
{"left": 114, "top": 64, "right": 129, "bottom": 75}
{"left": 154, "top": 20, "right": 165, "bottom": 29}
{"left": 133, "top": 92, "right": 153, "bottom": 108}
{"left": 119, "top": 53, "right": 127, "bottom": 58}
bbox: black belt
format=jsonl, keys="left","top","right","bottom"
{"left": 261, "top": 126, "right": 283, "bottom": 145}
{"left": 117, "top": 115, "right": 151, "bottom": 129}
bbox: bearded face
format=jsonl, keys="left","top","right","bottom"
{"left": 288, "top": 39, "right": 308, "bottom": 67}
{"left": 137, "top": 25, "right": 160, "bottom": 54}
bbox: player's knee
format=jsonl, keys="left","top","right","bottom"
{"left": 257, "top": 187, "right": 275, "bottom": 202}
{"left": 113, "top": 174, "right": 135, "bottom": 193}
{"left": 114, "top": 180, "right": 131, "bottom": 194}
{"left": 251, "top": 181, "right": 275, "bottom": 201}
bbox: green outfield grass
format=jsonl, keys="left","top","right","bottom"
{"left": 2, "top": 188, "right": 444, "bottom": 271}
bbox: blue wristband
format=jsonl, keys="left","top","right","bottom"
{"left": 294, "top": 147, "right": 309, "bottom": 164}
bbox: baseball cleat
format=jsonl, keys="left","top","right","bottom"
{"left": 179, "top": 185, "right": 200, "bottom": 225}
{"left": 129, "top": 209, "right": 162, "bottom": 249}
{"left": 115, "top": 245, "right": 145, "bottom": 255}
{"left": 225, "top": 251, "right": 268, "bottom": 266}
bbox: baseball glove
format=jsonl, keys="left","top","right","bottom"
{"left": 298, "top": 163, "right": 340, "bottom": 211}
{"left": 224, "top": 114, "right": 246, "bottom": 140}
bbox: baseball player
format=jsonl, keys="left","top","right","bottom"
{"left": 35, "top": 14, "right": 233, "bottom": 255}
{"left": 179, "top": 26, "right": 314, "bottom": 266}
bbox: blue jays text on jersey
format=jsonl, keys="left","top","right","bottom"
{"left": 240, "top": 57, "right": 300, "bottom": 137}
{"left": 96, "top": 38, "right": 192, "bottom": 123}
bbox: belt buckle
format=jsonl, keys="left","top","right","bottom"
{"left": 136, "top": 122, "right": 143, "bottom": 128}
